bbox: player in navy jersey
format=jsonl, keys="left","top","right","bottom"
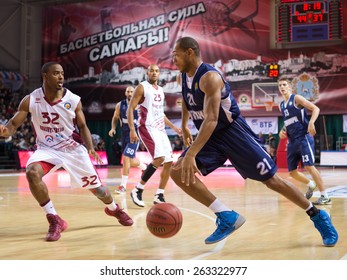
{"left": 278, "top": 77, "right": 331, "bottom": 205}
{"left": 0, "top": 62, "right": 133, "bottom": 241}
{"left": 109, "top": 86, "right": 147, "bottom": 194}
{"left": 170, "top": 37, "right": 338, "bottom": 246}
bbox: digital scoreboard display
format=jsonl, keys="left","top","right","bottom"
{"left": 273, "top": 0, "right": 343, "bottom": 48}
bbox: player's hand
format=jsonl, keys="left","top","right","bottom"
{"left": 180, "top": 153, "right": 201, "bottom": 186}
{"left": 89, "top": 149, "right": 104, "bottom": 165}
{"left": 174, "top": 126, "right": 182, "bottom": 136}
{"left": 308, "top": 122, "right": 316, "bottom": 136}
{"left": 181, "top": 127, "right": 193, "bottom": 147}
{"left": 279, "top": 129, "right": 287, "bottom": 139}
{"left": 0, "top": 125, "right": 9, "bottom": 138}
{"left": 129, "top": 129, "right": 139, "bottom": 144}
{"left": 108, "top": 129, "right": 115, "bottom": 137}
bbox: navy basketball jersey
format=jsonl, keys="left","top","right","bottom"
{"left": 120, "top": 99, "right": 138, "bottom": 133}
{"left": 181, "top": 63, "right": 240, "bottom": 131}
{"left": 280, "top": 94, "right": 309, "bottom": 141}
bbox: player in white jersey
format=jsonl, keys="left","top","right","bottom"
{"left": 0, "top": 62, "right": 133, "bottom": 241}
{"left": 127, "top": 64, "right": 181, "bottom": 207}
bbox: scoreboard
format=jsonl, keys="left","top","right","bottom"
{"left": 272, "top": 0, "right": 343, "bottom": 49}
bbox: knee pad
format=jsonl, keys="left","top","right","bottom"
{"left": 141, "top": 163, "right": 158, "bottom": 182}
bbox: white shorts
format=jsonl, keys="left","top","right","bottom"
{"left": 138, "top": 126, "right": 173, "bottom": 163}
{"left": 26, "top": 145, "right": 102, "bottom": 189}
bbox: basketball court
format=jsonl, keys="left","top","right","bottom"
{"left": 0, "top": 165, "right": 346, "bottom": 260}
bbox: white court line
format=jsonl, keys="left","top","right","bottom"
{"left": 0, "top": 172, "right": 24, "bottom": 177}
{"left": 340, "top": 254, "right": 347, "bottom": 260}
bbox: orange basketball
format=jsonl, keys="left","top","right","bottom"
{"left": 146, "top": 203, "right": 183, "bottom": 238}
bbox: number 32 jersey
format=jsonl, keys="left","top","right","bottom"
{"left": 29, "top": 87, "right": 82, "bottom": 151}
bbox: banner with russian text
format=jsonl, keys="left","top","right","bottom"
{"left": 42, "top": 0, "right": 347, "bottom": 120}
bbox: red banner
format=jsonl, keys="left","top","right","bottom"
{"left": 42, "top": 0, "right": 347, "bottom": 119}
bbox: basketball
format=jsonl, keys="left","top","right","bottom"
{"left": 146, "top": 203, "right": 183, "bottom": 238}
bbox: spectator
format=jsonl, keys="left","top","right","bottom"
{"left": 265, "top": 132, "right": 277, "bottom": 161}
{"left": 172, "top": 135, "right": 184, "bottom": 151}
{"left": 0, "top": 115, "right": 8, "bottom": 125}
{"left": 138, "top": 141, "right": 147, "bottom": 152}
{"left": 258, "top": 132, "right": 265, "bottom": 145}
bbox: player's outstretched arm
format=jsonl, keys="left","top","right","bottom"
{"left": 0, "top": 95, "right": 30, "bottom": 138}
{"left": 108, "top": 102, "right": 120, "bottom": 137}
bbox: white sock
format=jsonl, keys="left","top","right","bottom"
{"left": 139, "top": 163, "right": 147, "bottom": 170}
{"left": 42, "top": 200, "right": 57, "bottom": 215}
{"left": 106, "top": 200, "right": 117, "bottom": 211}
{"left": 136, "top": 182, "right": 145, "bottom": 190}
{"left": 156, "top": 189, "right": 164, "bottom": 195}
{"left": 208, "top": 199, "right": 232, "bottom": 213}
{"left": 305, "top": 202, "right": 313, "bottom": 211}
{"left": 121, "top": 175, "right": 128, "bottom": 187}
{"left": 307, "top": 180, "right": 316, "bottom": 188}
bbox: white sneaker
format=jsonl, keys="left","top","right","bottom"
{"left": 130, "top": 188, "right": 145, "bottom": 207}
{"left": 115, "top": 185, "right": 126, "bottom": 194}
{"left": 153, "top": 193, "right": 166, "bottom": 204}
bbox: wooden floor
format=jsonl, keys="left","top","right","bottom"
{"left": 0, "top": 165, "right": 346, "bottom": 260}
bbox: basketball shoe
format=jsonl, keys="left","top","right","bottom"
{"left": 115, "top": 185, "right": 126, "bottom": 194}
{"left": 305, "top": 180, "right": 316, "bottom": 199}
{"left": 313, "top": 195, "right": 332, "bottom": 205}
{"left": 153, "top": 193, "right": 166, "bottom": 204}
{"left": 205, "top": 211, "right": 246, "bottom": 244}
{"left": 104, "top": 204, "right": 133, "bottom": 226}
{"left": 46, "top": 214, "right": 68, "bottom": 242}
{"left": 310, "top": 209, "right": 338, "bottom": 246}
{"left": 131, "top": 188, "right": 145, "bottom": 207}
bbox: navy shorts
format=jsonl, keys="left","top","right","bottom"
{"left": 180, "top": 116, "right": 277, "bottom": 181}
{"left": 121, "top": 133, "right": 130, "bottom": 153}
{"left": 287, "top": 134, "right": 315, "bottom": 171}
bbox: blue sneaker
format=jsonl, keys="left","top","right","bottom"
{"left": 310, "top": 210, "right": 338, "bottom": 247}
{"left": 205, "top": 211, "right": 246, "bottom": 244}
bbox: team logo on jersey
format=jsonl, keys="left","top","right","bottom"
{"left": 187, "top": 92, "right": 197, "bottom": 106}
{"left": 64, "top": 102, "right": 72, "bottom": 110}
{"left": 292, "top": 72, "right": 319, "bottom": 101}
{"left": 194, "top": 82, "right": 198, "bottom": 90}
{"left": 45, "top": 135, "right": 54, "bottom": 143}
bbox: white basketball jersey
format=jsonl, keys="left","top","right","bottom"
{"left": 29, "top": 87, "right": 82, "bottom": 151}
{"left": 138, "top": 80, "right": 165, "bottom": 131}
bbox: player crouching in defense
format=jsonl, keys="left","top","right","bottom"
{"left": 0, "top": 62, "right": 133, "bottom": 241}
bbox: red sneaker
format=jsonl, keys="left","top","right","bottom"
{"left": 46, "top": 214, "right": 68, "bottom": 242}
{"left": 105, "top": 204, "right": 133, "bottom": 226}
